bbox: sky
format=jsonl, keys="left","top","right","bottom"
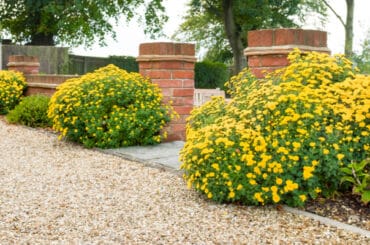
{"left": 71, "top": 0, "right": 370, "bottom": 58}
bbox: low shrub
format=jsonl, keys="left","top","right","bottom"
{"left": 341, "top": 159, "right": 370, "bottom": 204}
{"left": 48, "top": 64, "right": 173, "bottom": 148}
{"left": 0, "top": 70, "right": 27, "bottom": 114}
{"left": 180, "top": 49, "right": 370, "bottom": 207}
{"left": 6, "top": 95, "right": 52, "bottom": 128}
{"left": 195, "top": 61, "right": 229, "bottom": 89}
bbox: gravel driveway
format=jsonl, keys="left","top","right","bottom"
{"left": 0, "top": 119, "right": 368, "bottom": 244}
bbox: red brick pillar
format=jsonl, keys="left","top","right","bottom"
{"left": 245, "top": 29, "right": 330, "bottom": 78}
{"left": 7, "top": 55, "right": 40, "bottom": 74}
{"left": 137, "top": 42, "right": 196, "bottom": 141}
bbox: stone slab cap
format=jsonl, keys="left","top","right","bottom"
{"left": 244, "top": 45, "right": 331, "bottom": 56}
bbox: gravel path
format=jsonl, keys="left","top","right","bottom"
{"left": 0, "top": 119, "right": 368, "bottom": 244}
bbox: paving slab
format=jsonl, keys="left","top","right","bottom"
{"left": 104, "top": 141, "right": 184, "bottom": 170}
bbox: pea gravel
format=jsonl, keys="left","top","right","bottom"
{"left": 0, "top": 119, "right": 368, "bottom": 244}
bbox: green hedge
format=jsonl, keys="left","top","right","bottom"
{"left": 108, "top": 56, "right": 139, "bottom": 72}
{"left": 195, "top": 61, "right": 229, "bottom": 89}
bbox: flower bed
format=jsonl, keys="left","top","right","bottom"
{"left": 180, "top": 49, "right": 370, "bottom": 207}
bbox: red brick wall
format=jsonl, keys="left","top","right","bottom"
{"left": 24, "top": 74, "right": 79, "bottom": 96}
{"left": 6, "top": 55, "right": 79, "bottom": 96}
{"left": 7, "top": 55, "right": 40, "bottom": 74}
{"left": 137, "top": 42, "right": 196, "bottom": 141}
{"left": 245, "top": 29, "right": 330, "bottom": 78}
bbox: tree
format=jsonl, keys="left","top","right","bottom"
{"left": 322, "top": 0, "right": 354, "bottom": 57}
{"left": 174, "top": 0, "right": 327, "bottom": 74}
{"left": 0, "top": 0, "right": 167, "bottom": 46}
{"left": 353, "top": 29, "right": 370, "bottom": 74}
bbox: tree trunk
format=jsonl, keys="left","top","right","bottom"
{"left": 27, "top": 33, "right": 55, "bottom": 46}
{"left": 222, "top": 0, "right": 244, "bottom": 74}
{"left": 345, "top": 0, "right": 354, "bottom": 57}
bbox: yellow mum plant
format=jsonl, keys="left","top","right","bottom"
{"left": 0, "top": 70, "right": 27, "bottom": 114}
{"left": 48, "top": 64, "right": 173, "bottom": 148}
{"left": 180, "top": 49, "right": 369, "bottom": 207}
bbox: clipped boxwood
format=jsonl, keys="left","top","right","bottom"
{"left": 48, "top": 64, "right": 173, "bottom": 148}
{"left": 0, "top": 70, "right": 27, "bottom": 114}
{"left": 195, "top": 61, "right": 229, "bottom": 89}
{"left": 180, "top": 49, "right": 370, "bottom": 207}
{"left": 6, "top": 94, "right": 52, "bottom": 128}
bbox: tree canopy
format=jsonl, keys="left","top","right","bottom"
{"left": 174, "top": 0, "right": 327, "bottom": 73}
{"left": 0, "top": 0, "right": 167, "bottom": 46}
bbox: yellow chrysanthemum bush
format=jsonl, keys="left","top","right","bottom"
{"left": 0, "top": 70, "right": 27, "bottom": 114}
{"left": 48, "top": 64, "right": 173, "bottom": 148}
{"left": 180, "top": 49, "right": 370, "bottom": 207}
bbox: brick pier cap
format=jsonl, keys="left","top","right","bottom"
{"left": 245, "top": 28, "right": 331, "bottom": 78}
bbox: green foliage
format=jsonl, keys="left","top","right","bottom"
{"left": 341, "top": 159, "right": 370, "bottom": 205}
{"left": 69, "top": 55, "right": 138, "bottom": 75}
{"left": 195, "top": 61, "right": 229, "bottom": 89}
{"left": 48, "top": 64, "right": 173, "bottom": 148}
{"left": 6, "top": 95, "right": 52, "bottom": 128}
{"left": 108, "top": 56, "right": 139, "bottom": 72}
{"left": 352, "top": 30, "right": 370, "bottom": 74}
{"left": 173, "top": 0, "right": 327, "bottom": 63}
{"left": 0, "top": 70, "right": 27, "bottom": 115}
{"left": 180, "top": 49, "right": 370, "bottom": 207}
{"left": 0, "top": 0, "right": 167, "bottom": 46}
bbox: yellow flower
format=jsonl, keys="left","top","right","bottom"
{"left": 303, "top": 166, "right": 315, "bottom": 180}
{"left": 311, "top": 160, "right": 319, "bottom": 166}
{"left": 211, "top": 163, "right": 220, "bottom": 171}
{"left": 228, "top": 191, "right": 235, "bottom": 199}
{"left": 284, "top": 180, "right": 299, "bottom": 192}
{"left": 276, "top": 178, "right": 283, "bottom": 185}
{"left": 323, "top": 149, "right": 330, "bottom": 155}
{"left": 207, "top": 192, "right": 213, "bottom": 199}
{"left": 249, "top": 179, "right": 257, "bottom": 185}
{"left": 299, "top": 194, "right": 307, "bottom": 202}
{"left": 292, "top": 142, "right": 301, "bottom": 149}
{"left": 272, "top": 193, "right": 280, "bottom": 203}
{"left": 254, "top": 192, "right": 264, "bottom": 203}
{"left": 253, "top": 167, "right": 261, "bottom": 175}
{"left": 236, "top": 184, "right": 243, "bottom": 190}
{"left": 337, "top": 153, "right": 345, "bottom": 161}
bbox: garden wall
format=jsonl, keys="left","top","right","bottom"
{"left": 2, "top": 44, "right": 69, "bottom": 74}
{"left": 4, "top": 28, "right": 331, "bottom": 142}
{"left": 7, "top": 55, "right": 78, "bottom": 96}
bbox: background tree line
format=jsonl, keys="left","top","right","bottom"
{"left": 1, "top": 0, "right": 368, "bottom": 79}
